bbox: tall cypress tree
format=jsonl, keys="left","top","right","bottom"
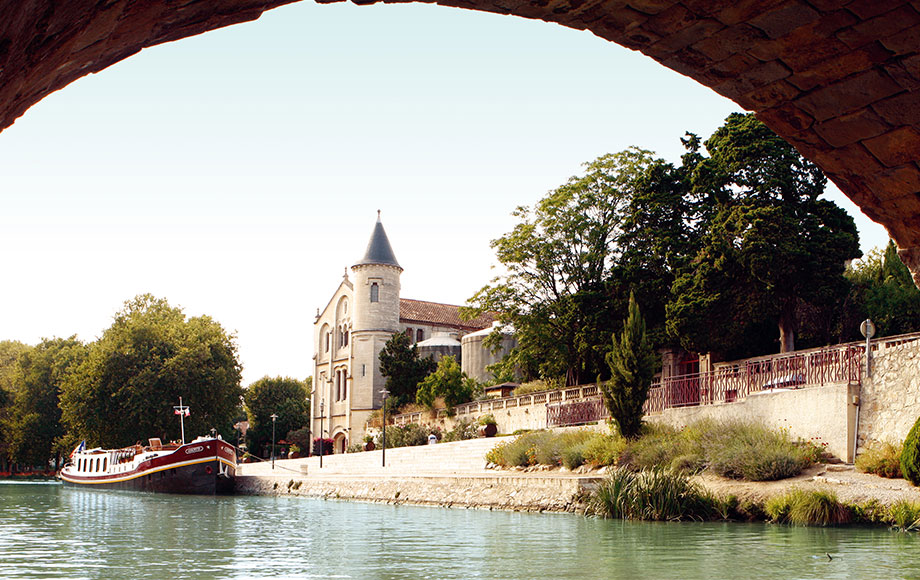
{"left": 602, "top": 292, "right": 658, "bottom": 439}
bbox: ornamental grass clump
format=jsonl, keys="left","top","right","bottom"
{"left": 588, "top": 467, "right": 718, "bottom": 521}
{"left": 701, "top": 421, "right": 814, "bottom": 481}
{"left": 765, "top": 489, "right": 851, "bottom": 526}
{"left": 485, "top": 429, "right": 623, "bottom": 469}
{"left": 855, "top": 441, "right": 903, "bottom": 479}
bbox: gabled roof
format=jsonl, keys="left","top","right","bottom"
{"left": 399, "top": 298, "right": 494, "bottom": 332}
{"left": 354, "top": 212, "right": 400, "bottom": 269}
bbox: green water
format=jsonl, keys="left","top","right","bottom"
{"left": 1, "top": 481, "right": 918, "bottom": 579}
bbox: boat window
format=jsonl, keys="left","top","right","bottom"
{"left": 102, "top": 458, "right": 107, "bottom": 471}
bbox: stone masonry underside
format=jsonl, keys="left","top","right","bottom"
{"left": 3, "top": 0, "right": 920, "bottom": 277}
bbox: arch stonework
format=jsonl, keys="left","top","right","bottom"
{"left": 3, "top": 1, "right": 920, "bottom": 276}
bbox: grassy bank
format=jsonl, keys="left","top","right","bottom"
{"left": 487, "top": 420, "right": 823, "bottom": 481}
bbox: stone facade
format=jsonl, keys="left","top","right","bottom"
{"left": 856, "top": 336, "right": 920, "bottom": 449}
{"left": 312, "top": 215, "right": 494, "bottom": 452}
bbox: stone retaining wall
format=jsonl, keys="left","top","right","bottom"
{"left": 858, "top": 339, "right": 920, "bottom": 448}
{"left": 236, "top": 473, "right": 600, "bottom": 513}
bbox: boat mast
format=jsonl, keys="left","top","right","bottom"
{"left": 173, "top": 397, "right": 189, "bottom": 444}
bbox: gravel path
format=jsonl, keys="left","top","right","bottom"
{"left": 694, "top": 464, "right": 920, "bottom": 505}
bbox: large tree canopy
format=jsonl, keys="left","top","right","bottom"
{"left": 465, "top": 148, "right": 668, "bottom": 385}
{"left": 243, "top": 376, "right": 310, "bottom": 456}
{"left": 1, "top": 337, "right": 86, "bottom": 466}
{"left": 60, "top": 294, "right": 243, "bottom": 448}
{"left": 667, "top": 113, "right": 861, "bottom": 357}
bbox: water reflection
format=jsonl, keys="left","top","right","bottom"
{"left": 1, "top": 481, "right": 919, "bottom": 579}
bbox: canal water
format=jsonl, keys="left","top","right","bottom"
{"left": 2, "top": 480, "right": 919, "bottom": 579}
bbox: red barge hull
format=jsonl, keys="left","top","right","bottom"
{"left": 60, "top": 438, "right": 236, "bottom": 495}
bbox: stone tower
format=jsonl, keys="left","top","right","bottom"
{"left": 348, "top": 212, "right": 403, "bottom": 430}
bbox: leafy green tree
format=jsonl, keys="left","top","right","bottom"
{"left": 601, "top": 293, "right": 657, "bottom": 439}
{"left": 0, "top": 341, "right": 30, "bottom": 464}
{"left": 844, "top": 241, "right": 920, "bottom": 338}
{"left": 243, "top": 376, "right": 310, "bottom": 456}
{"left": 378, "top": 331, "right": 436, "bottom": 410}
{"left": 666, "top": 113, "right": 861, "bottom": 357}
{"left": 60, "top": 294, "right": 243, "bottom": 448}
{"left": 465, "top": 148, "right": 666, "bottom": 385}
{"left": 2, "top": 337, "right": 87, "bottom": 467}
{"left": 415, "top": 355, "right": 475, "bottom": 414}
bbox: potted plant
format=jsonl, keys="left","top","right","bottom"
{"left": 363, "top": 435, "right": 376, "bottom": 451}
{"left": 478, "top": 414, "right": 497, "bottom": 437}
{"left": 289, "top": 444, "right": 301, "bottom": 459}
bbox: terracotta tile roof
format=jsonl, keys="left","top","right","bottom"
{"left": 399, "top": 298, "right": 494, "bottom": 332}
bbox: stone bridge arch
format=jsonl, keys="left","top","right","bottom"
{"left": 3, "top": 1, "right": 920, "bottom": 276}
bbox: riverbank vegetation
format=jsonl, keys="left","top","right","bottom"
{"left": 586, "top": 467, "right": 920, "bottom": 530}
{"left": 486, "top": 420, "right": 823, "bottom": 482}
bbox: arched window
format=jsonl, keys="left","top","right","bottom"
{"left": 416, "top": 329, "right": 423, "bottom": 342}
{"left": 325, "top": 331, "right": 330, "bottom": 352}
{"left": 342, "top": 372, "right": 347, "bottom": 400}
{"left": 343, "top": 329, "right": 349, "bottom": 347}
{"left": 370, "top": 282, "right": 379, "bottom": 302}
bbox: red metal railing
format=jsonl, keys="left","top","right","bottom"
{"left": 643, "top": 344, "right": 863, "bottom": 414}
{"left": 547, "top": 397, "right": 608, "bottom": 428}
{"left": 391, "top": 334, "right": 907, "bottom": 427}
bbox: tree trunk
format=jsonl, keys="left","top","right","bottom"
{"left": 778, "top": 301, "right": 796, "bottom": 353}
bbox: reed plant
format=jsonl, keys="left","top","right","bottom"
{"left": 887, "top": 500, "right": 920, "bottom": 531}
{"left": 855, "top": 441, "right": 903, "bottom": 479}
{"left": 765, "top": 489, "right": 851, "bottom": 526}
{"left": 588, "top": 467, "right": 717, "bottom": 521}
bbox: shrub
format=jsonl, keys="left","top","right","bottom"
{"left": 848, "top": 499, "right": 888, "bottom": 525}
{"left": 901, "top": 415, "right": 920, "bottom": 486}
{"left": 443, "top": 418, "right": 480, "bottom": 442}
{"left": 766, "top": 490, "right": 851, "bottom": 526}
{"left": 588, "top": 467, "right": 717, "bottom": 521}
{"left": 583, "top": 433, "right": 625, "bottom": 467}
{"left": 561, "top": 444, "right": 587, "bottom": 470}
{"left": 375, "top": 423, "right": 442, "bottom": 449}
{"left": 312, "top": 438, "right": 334, "bottom": 456}
{"left": 702, "top": 422, "right": 814, "bottom": 481}
{"left": 619, "top": 424, "right": 687, "bottom": 471}
{"left": 513, "top": 379, "right": 564, "bottom": 396}
{"left": 856, "top": 441, "right": 903, "bottom": 479}
{"left": 478, "top": 414, "right": 497, "bottom": 426}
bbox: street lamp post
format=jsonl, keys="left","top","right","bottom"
{"left": 270, "top": 413, "right": 278, "bottom": 470}
{"left": 379, "top": 388, "right": 389, "bottom": 468}
{"left": 319, "top": 399, "right": 325, "bottom": 469}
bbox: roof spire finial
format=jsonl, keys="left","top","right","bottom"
{"left": 377, "top": 209, "right": 381, "bottom": 222}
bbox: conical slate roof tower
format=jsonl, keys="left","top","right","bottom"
{"left": 354, "top": 210, "right": 401, "bottom": 269}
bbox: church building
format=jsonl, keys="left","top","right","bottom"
{"left": 311, "top": 213, "right": 495, "bottom": 453}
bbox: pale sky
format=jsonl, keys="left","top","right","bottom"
{"left": 0, "top": 1, "right": 889, "bottom": 386}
